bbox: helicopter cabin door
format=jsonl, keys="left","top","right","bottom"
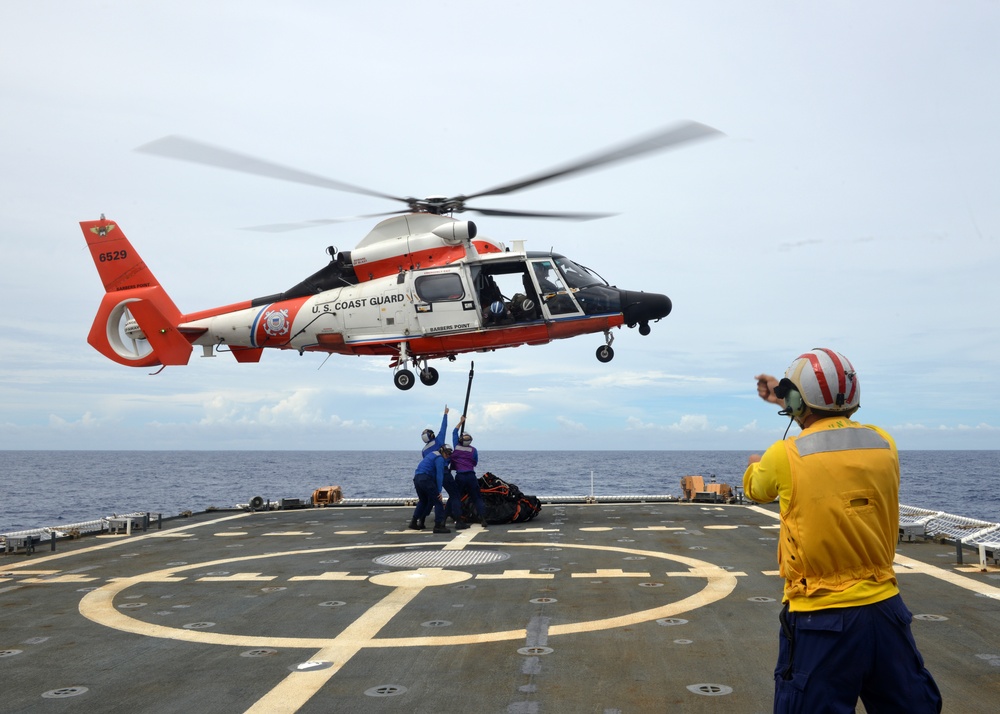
{"left": 528, "top": 258, "right": 584, "bottom": 320}
{"left": 410, "top": 268, "right": 480, "bottom": 336}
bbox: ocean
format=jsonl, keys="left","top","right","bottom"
{"left": 1, "top": 450, "right": 998, "bottom": 534}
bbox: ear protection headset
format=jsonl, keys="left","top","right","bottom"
{"left": 774, "top": 378, "right": 807, "bottom": 418}
{"left": 783, "top": 388, "right": 806, "bottom": 418}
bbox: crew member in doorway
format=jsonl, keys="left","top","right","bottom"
{"left": 452, "top": 415, "right": 488, "bottom": 528}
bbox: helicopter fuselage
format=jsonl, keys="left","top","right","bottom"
{"left": 82, "top": 214, "right": 671, "bottom": 389}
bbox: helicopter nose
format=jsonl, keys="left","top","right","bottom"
{"left": 620, "top": 290, "right": 672, "bottom": 326}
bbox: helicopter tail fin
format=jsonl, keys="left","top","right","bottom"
{"left": 81, "top": 217, "right": 193, "bottom": 368}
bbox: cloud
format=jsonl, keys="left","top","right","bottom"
{"left": 626, "top": 414, "right": 718, "bottom": 432}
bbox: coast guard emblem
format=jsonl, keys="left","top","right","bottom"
{"left": 262, "top": 308, "right": 290, "bottom": 337}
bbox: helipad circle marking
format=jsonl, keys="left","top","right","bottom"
{"left": 319, "top": 601, "right": 346, "bottom": 607}
{"left": 79, "top": 541, "right": 739, "bottom": 649}
{"left": 369, "top": 568, "right": 471, "bottom": 588}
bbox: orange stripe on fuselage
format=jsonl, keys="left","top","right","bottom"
{"left": 308, "top": 314, "right": 623, "bottom": 359}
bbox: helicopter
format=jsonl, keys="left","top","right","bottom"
{"left": 82, "top": 121, "right": 721, "bottom": 390}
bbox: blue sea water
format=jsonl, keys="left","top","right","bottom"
{"left": 1, "top": 450, "right": 998, "bottom": 534}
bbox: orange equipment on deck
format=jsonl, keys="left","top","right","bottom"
{"left": 311, "top": 486, "right": 343, "bottom": 506}
{"left": 680, "top": 475, "right": 734, "bottom": 503}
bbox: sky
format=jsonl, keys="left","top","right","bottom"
{"left": 2, "top": 1, "right": 998, "bottom": 452}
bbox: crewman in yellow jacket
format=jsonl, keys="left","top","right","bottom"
{"left": 744, "top": 348, "right": 941, "bottom": 714}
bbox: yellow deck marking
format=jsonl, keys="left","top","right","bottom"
{"left": 288, "top": 572, "right": 368, "bottom": 582}
{"left": 580, "top": 527, "right": 613, "bottom": 532}
{"left": 704, "top": 525, "right": 739, "bottom": 530}
{"left": 262, "top": 531, "right": 313, "bottom": 536}
{"left": 442, "top": 527, "right": 483, "bottom": 550}
{"left": 214, "top": 532, "right": 248, "bottom": 537}
{"left": 0, "top": 512, "right": 252, "bottom": 572}
{"left": 77, "top": 526, "right": 740, "bottom": 712}
{"left": 633, "top": 526, "right": 686, "bottom": 531}
{"left": 18, "top": 574, "right": 100, "bottom": 584}
{"left": 571, "top": 568, "right": 650, "bottom": 578}
{"left": 670, "top": 568, "right": 748, "bottom": 578}
{"left": 245, "top": 569, "right": 461, "bottom": 714}
{"left": 476, "top": 570, "right": 554, "bottom": 580}
{"left": 894, "top": 553, "right": 1000, "bottom": 598}
{"left": 197, "top": 573, "right": 276, "bottom": 582}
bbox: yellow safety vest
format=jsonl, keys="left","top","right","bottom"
{"left": 780, "top": 422, "right": 899, "bottom": 601}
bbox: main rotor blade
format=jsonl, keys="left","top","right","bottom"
{"left": 136, "top": 135, "right": 407, "bottom": 203}
{"left": 463, "top": 120, "right": 723, "bottom": 201}
{"left": 242, "top": 210, "right": 410, "bottom": 232}
{"left": 467, "top": 206, "right": 617, "bottom": 221}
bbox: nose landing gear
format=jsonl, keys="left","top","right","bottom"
{"left": 596, "top": 330, "right": 615, "bottom": 363}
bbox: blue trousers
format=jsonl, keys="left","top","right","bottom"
{"left": 412, "top": 473, "right": 444, "bottom": 522}
{"left": 774, "top": 594, "right": 941, "bottom": 713}
{"left": 442, "top": 471, "right": 462, "bottom": 520}
{"left": 455, "top": 471, "right": 485, "bottom": 518}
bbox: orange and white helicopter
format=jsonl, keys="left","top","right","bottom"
{"left": 82, "top": 121, "right": 720, "bottom": 389}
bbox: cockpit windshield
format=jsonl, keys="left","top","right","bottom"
{"left": 555, "top": 257, "right": 606, "bottom": 289}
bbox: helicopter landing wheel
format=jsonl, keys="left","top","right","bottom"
{"left": 419, "top": 367, "right": 439, "bottom": 386}
{"left": 394, "top": 369, "right": 416, "bottom": 390}
{"left": 638, "top": 322, "right": 651, "bottom": 336}
{"left": 596, "top": 345, "right": 615, "bottom": 363}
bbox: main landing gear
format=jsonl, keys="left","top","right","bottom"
{"left": 596, "top": 330, "right": 615, "bottom": 363}
{"left": 392, "top": 342, "right": 439, "bottom": 390}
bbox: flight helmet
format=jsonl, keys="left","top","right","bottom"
{"left": 421, "top": 428, "right": 435, "bottom": 444}
{"left": 774, "top": 348, "right": 860, "bottom": 416}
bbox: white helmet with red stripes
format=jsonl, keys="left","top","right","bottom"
{"left": 782, "top": 348, "right": 860, "bottom": 414}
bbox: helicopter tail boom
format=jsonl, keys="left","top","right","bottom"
{"left": 81, "top": 217, "right": 192, "bottom": 368}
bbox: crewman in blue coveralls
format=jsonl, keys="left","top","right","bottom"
{"left": 420, "top": 405, "right": 466, "bottom": 529}
{"left": 409, "top": 444, "right": 453, "bottom": 533}
{"left": 452, "top": 415, "right": 488, "bottom": 528}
